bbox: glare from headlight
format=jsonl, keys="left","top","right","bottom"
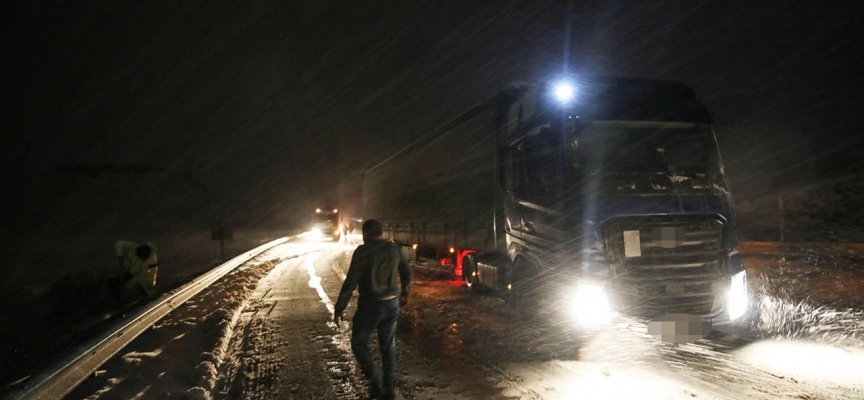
{"left": 728, "top": 270, "right": 748, "bottom": 321}
{"left": 553, "top": 81, "right": 575, "bottom": 103}
{"left": 566, "top": 282, "right": 611, "bottom": 328}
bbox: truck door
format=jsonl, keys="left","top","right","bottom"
{"left": 519, "top": 128, "right": 567, "bottom": 250}
{"left": 502, "top": 143, "right": 526, "bottom": 243}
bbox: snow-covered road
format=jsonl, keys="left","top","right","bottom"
{"left": 65, "top": 237, "right": 864, "bottom": 399}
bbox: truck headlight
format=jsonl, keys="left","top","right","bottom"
{"left": 565, "top": 282, "right": 611, "bottom": 328}
{"left": 728, "top": 270, "right": 748, "bottom": 321}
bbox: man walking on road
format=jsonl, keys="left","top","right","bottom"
{"left": 334, "top": 219, "right": 413, "bottom": 400}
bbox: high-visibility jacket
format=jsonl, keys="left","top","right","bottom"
{"left": 115, "top": 240, "right": 159, "bottom": 296}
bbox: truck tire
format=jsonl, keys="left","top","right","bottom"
{"left": 462, "top": 253, "right": 480, "bottom": 292}
{"left": 509, "top": 257, "right": 545, "bottom": 314}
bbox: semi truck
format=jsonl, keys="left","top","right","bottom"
{"left": 363, "top": 76, "right": 748, "bottom": 328}
{"left": 311, "top": 208, "right": 343, "bottom": 241}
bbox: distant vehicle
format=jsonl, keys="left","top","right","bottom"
{"left": 311, "top": 208, "right": 342, "bottom": 241}
{"left": 364, "top": 76, "right": 748, "bottom": 328}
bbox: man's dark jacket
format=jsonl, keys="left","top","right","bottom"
{"left": 334, "top": 239, "right": 413, "bottom": 314}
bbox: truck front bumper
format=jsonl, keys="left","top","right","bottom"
{"left": 563, "top": 254, "right": 749, "bottom": 330}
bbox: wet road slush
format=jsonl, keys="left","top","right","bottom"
{"left": 65, "top": 237, "right": 864, "bottom": 399}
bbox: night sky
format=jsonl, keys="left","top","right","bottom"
{"left": 3, "top": 0, "right": 862, "bottom": 234}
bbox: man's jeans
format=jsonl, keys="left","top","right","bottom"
{"left": 351, "top": 298, "right": 399, "bottom": 395}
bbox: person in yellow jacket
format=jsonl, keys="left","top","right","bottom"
{"left": 115, "top": 240, "right": 159, "bottom": 304}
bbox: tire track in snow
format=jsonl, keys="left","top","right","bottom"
{"left": 305, "top": 254, "right": 336, "bottom": 315}
{"left": 215, "top": 249, "right": 366, "bottom": 399}
{"left": 305, "top": 251, "right": 369, "bottom": 399}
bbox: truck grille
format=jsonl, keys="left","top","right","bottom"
{"left": 603, "top": 216, "right": 725, "bottom": 317}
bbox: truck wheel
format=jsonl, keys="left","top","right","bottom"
{"left": 462, "top": 254, "right": 480, "bottom": 291}
{"left": 510, "top": 257, "right": 546, "bottom": 316}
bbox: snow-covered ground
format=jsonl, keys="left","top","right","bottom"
{"left": 0, "top": 227, "right": 294, "bottom": 389}
{"left": 400, "top": 264, "right": 864, "bottom": 399}
{"left": 62, "top": 239, "right": 333, "bottom": 399}
{"left": 736, "top": 173, "right": 864, "bottom": 242}
{"left": 48, "top": 236, "right": 864, "bottom": 399}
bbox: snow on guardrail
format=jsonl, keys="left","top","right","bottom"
{"left": 11, "top": 237, "right": 292, "bottom": 400}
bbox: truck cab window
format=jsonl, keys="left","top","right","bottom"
{"left": 503, "top": 144, "right": 526, "bottom": 191}
{"left": 568, "top": 121, "right": 721, "bottom": 177}
{"left": 523, "top": 128, "right": 564, "bottom": 188}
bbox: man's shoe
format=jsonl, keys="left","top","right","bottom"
{"left": 379, "top": 387, "right": 397, "bottom": 400}
{"left": 368, "top": 384, "right": 384, "bottom": 400}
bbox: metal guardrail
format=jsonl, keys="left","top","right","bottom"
{"left": 11, "top": 237, "right": 291, "bottom": 400}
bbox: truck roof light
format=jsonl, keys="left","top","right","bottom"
{"left": 553, "top": 81, "right": 575, "bottom": 103}
{"left": 315, "top": 208, "right": 321, "bottom": 213}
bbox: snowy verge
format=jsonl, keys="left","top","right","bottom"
{"left": 13, "top": 237, "right": 290, "bottom": 400}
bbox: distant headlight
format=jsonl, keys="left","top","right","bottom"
{"left": 728, "top": 270, "right": 748, "bottom": 321}
{"left": 565, "top": 281, "right": 612, "bottom": 328}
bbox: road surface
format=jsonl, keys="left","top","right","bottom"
{"left": 67, "top": 237, "right": 864, "bottom": 399}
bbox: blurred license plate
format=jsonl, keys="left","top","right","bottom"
{"left": 647, "top": 313, "right": 712, "bottom": 343}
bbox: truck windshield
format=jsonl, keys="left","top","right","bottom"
{"left": 567, "top": 121, "right": 722, "bottom": 177}
{"left": 316, "top": 213, "right": 338, "bottom": 223}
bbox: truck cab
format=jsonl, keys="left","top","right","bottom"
{"left": 500, "top": 77, "right": 747, "bottom": 326}
{"left": 311, "top": 208, "right": 342, "bottom": 241}
{"left": 363, "top": 76, "right": 749, "bottom": 332}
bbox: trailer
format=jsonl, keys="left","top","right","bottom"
{"left": 364, "top": 76, "right": 748, "bottom": 329}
